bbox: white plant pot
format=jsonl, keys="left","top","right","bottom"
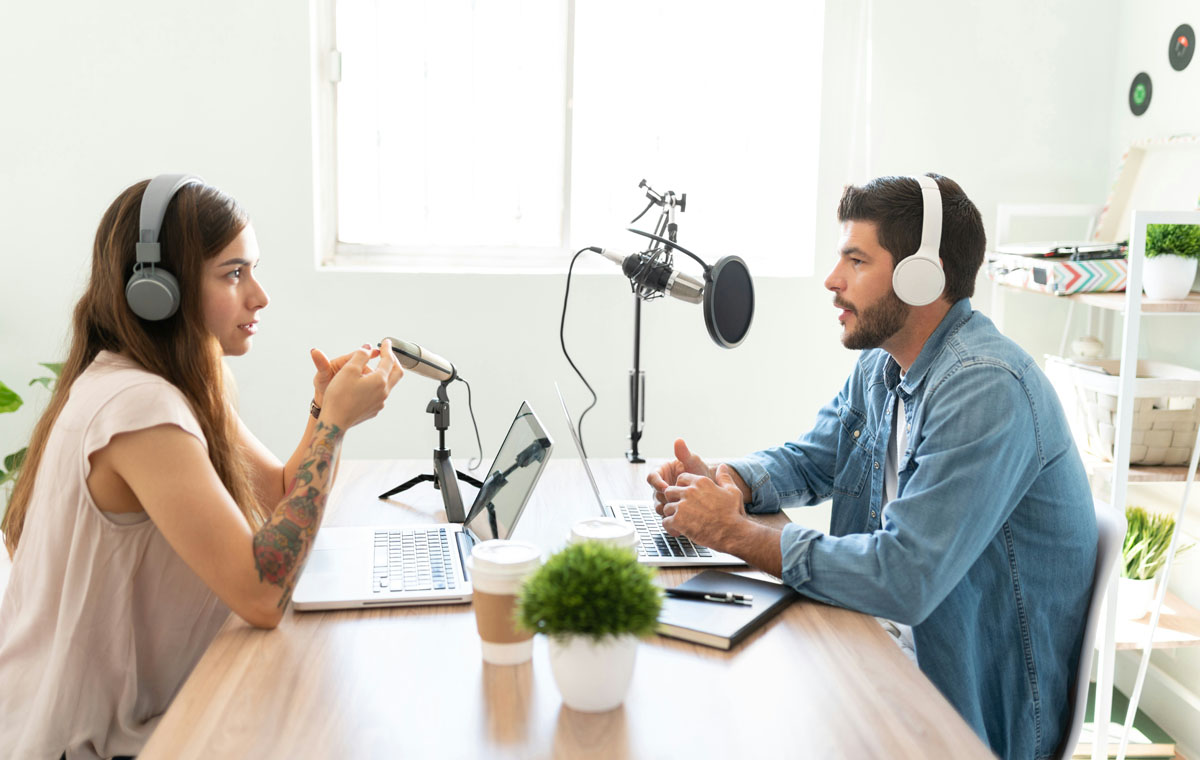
{"left": 1143, "top": 254, "right": 1198, "bottom": 300}
{"left": 547, "top": 633, "right": 639, "bottom": 712}
{"left": 1117, "top": 576, "right": 1156, "bottom": 619}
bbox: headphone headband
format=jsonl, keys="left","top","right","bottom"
{"left": 136, "top": 174, "right": 205, "bottom": 265}
{"left": 913, "top": 175, "right": 943, "bottom": 261}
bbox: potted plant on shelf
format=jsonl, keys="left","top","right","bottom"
{"left": 516, "top": 541, "right": 661, "bottom": 712}
{"left": 1143, "top": 223, "right": 1200, "bottom": 300}
{"left": 1119, "top": 505, "right": 1192, "bottom": 619}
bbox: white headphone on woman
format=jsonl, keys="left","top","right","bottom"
{"left": 891, "top": 175, "right": 945, "bottom": 306}
{"left": 125, "top": 173, "right": 204, "bottom": 321}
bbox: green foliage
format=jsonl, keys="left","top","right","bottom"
{"left": 28, "top": 363, "right": 63, "bottom": 390}
{"left": 1, "top": 362, "right": 62, "bottom": 492}
{"left": 1122, "top": 506, "right": 1192, "bottom": 580}
{"left": 0, "top": 381, "right": 21, "bottom": 415}
{"left": 0, "top": 449, "right": 27, "bottom": 488}
{"left": 516, "top": 541, "right": 662, "bottom": 640}
{"left": 1145, "top": 224, "right": 1200, "bottom": 260}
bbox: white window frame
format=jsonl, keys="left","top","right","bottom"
{"left": 312, "top": 0, "right": 823, "bottom": 276}
{"left": 312, "top": 0, "right": 578, "bottom": 274}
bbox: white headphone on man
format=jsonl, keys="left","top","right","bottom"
{"left": 890, "top": 175, "right": 945, "bottom": 306}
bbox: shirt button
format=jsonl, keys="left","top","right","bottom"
{"left": 874, "top": 461, "right": 879, "bottom": 469}
{"left": 871, "top": 510, "right": 877, "bottom": 518}
{"left": 853, "top": 430, "right": 860, "bottom": 438}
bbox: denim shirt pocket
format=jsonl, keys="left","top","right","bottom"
{"left": 834, "top": 404, "right": 871, "bottom": 496}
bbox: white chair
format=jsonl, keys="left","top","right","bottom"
{"left": 1057, "top": 499, "right": 1127, "bottom": 760}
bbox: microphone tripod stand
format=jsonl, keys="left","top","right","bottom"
{"left": 378, "top": 379, "right": 481, "bottom": 523}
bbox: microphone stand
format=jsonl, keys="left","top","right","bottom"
{"left": 378, "top": 379, "right": 482, "bottom": 523}
{"left": 627, "top": 183, "right": 685, "bottom": 464}
{"left": 628, "top": 296, "right": 646, "bottom": 463}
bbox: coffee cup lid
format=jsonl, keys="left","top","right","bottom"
{"left": 469, "top": 539, "right": 541, "bottom": 575}
{"left": 568, "top": 517, "right": 637, "bottom": 549}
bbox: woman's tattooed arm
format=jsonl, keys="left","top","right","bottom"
{"left": 252, "top": 421, "right": 344, "bottom": 608}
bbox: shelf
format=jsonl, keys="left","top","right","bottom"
{"left": 1113, "top": 592, "right": 1200, "bottom": 650}
{"left": 1083, "top": 454, "right": 1200, "bottom": 484}
{"left": 995, "top": 282, "right": 1200, "bottom": 313}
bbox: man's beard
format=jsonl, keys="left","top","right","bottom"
{"left": 837, "top": 289, "right": 909, "bottom": 350}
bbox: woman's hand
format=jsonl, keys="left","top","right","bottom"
{"left": 318, "top": 339, "right": 404, "bottom": 430}
{"left": 311, "top": 343, "right": 380, "bottom": 407}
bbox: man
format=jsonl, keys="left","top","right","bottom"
{"left": 649, "top": 174, "right": 1097, "bottom": 760}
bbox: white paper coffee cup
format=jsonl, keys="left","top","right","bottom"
{"left": 568, "top": 517, "right": 637, "bottom": 551}
{"left": 467, "top": 539, "right": 541, "bottom": 665}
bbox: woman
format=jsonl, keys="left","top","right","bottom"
{"left": 0, "top": 176, "right": 403, "bottom": 759}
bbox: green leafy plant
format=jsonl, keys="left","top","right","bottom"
{"left": 1145, "top": 223, "right": 1200, "bottom": 260}
{"left": 1122, "top": 506, "right": 1192, "bottom": 581}
{"left": 1, "top": 363, "right": 63, "bottom": 491}
{"left": 516, "top": 541, "right": 662, "bottom": 640}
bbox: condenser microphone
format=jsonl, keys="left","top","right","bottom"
{"left": 597, "top": 248, "right": 705, "bottom": 304}
{"left": 618, "top": 229, "right": 756, "bottom": 349}
{"left": 381, "top": 337, "right": 457, "bottom": 382}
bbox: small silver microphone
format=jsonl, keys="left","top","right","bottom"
{"left": 382, "top": 337, "right": 456, "bottom": 382}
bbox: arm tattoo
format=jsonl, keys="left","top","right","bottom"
{"left": 253, "top": 421, "right": 343, "bottom": 607}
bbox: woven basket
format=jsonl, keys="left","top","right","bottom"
{"left": 1046, "top": 357, "right": 1200, "bottom": 466}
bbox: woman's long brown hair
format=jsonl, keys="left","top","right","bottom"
{"left": 2, "top": 180, "right": 268, "bottom": 557}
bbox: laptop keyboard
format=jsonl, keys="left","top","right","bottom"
{"left": 371, "top": 528, "right": 457, "bottom": 593}
{"left": 615, "top": 502, "right": 713, "bottom": 558}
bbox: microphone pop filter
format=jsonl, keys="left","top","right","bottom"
{"left": 704, "top": 256, "right": 754, "bottom": 349}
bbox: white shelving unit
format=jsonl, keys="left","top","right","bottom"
{"left": 991, "top": 209, "right": 1200, "bottom": 760}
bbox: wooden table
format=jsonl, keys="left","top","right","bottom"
{"left": 141, "top": 459, "right": 995, "bottom": 759}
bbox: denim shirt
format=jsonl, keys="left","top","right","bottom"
{"left": 728, "top": 299, "right": 1097, "bottom": 760}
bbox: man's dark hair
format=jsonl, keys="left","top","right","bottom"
{"left": 836, "top": 174, "right": 986, "bottom": 303}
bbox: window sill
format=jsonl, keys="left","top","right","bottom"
{"left": 322, "top": 244, "right": 808, "bottom": 278}
{"left": 323, "top": 244, "right": 599, "bottom": 275}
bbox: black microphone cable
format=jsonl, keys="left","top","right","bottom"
{"left": 459, "top": 376, "right": 484, "bottom": 471}
{"left": 560, "top": 246, "right": 603, "bottom": 457}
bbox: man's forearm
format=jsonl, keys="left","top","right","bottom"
{"left": 725, "top": 519, "right": 783, "bottom": 578}
{"left": 724, "top": 464, "right": 753, "bottom": 505}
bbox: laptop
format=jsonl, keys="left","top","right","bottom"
{"left": 554, "top": 383, "right": 744, "bottom": 567}
{"left": 293, "top": 401, "right": 554, "bottom": 610}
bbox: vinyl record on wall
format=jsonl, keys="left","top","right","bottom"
{"left": 1128, "top": 72, "right": 1152, "bottom": 116}
{"left": 1169, "top": 24, "right": 1194, "bottom": 71}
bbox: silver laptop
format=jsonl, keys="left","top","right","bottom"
{"left": 293, "top": 401, "right": 553, "bottom": 610}
{"left": 554, "top": 383, "right": 744, "bottom": 567}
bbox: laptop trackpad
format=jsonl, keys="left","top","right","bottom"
{"left": 304, "top": 549, "right": 343, "bottom": 576}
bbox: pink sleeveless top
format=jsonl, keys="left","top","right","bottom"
{"left": 0, "top": 352, "right": 231, "bottom": 759}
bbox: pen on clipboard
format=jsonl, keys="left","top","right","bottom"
{"left": 664, "top": 588, "right": 753, "bottom": 605}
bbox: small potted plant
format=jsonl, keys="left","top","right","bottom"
{"left": 1143, "top": 223, "right": 1200, "bottom": 300}
{"left": 516, "top": 541, "right": 661, "bottom": 712}
{"left": 1119, "top": 506, "right": 1192, "bottom": 618}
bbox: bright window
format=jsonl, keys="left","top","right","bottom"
{"left": 319, "top": 0, "right": 825, "bottom": 275}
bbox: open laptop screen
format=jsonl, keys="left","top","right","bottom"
{"left": 553, "top": 383, "right": 608, "bottom": 516}
{"left": 463, "top": 402, "right": 552, "bottom": 542}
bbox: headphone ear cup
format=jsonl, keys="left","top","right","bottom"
{"left": 892, "top": 255, "right": 945, "bottom": 306}
{"left": 125, "top": 267, "right": 181, "bottom": 321}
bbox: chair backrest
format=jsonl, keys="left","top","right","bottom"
{"left": 1057, "top": 499, "right": 1127, "bottom": 760}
